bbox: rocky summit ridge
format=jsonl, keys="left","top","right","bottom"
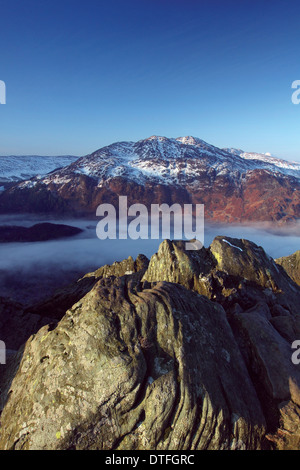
{"left": 0, "top": 236, "right": 300, "bottom": 450}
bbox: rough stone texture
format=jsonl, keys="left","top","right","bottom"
{"left": 0, "top": 278, "right": 265, "bottom": 450}
{"left": 1, "top": 237, "right": 300, "bottom": 450}
{"left": 276, "top": 250, "right": 300, "bottom": 286}
{"left": 229, "top": 308, "right": 300, "bottom": 449}
{"left": 142, "top": 236, "right": 300, "bottom": 316}
{"left": 83, "top": 254, "right": 149, "bottom": 280}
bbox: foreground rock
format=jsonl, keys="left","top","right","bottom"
{"left": 0, "top": 279, "right": 266, "bottom": 450}
{"left": 276, "top": 250, "right": 300, "bottom": 286}
{"left": 0, "top": 237, "right": 300, "bottom": 450}
{"left": 142, "top": 237, "right": 300, "bottom": 316}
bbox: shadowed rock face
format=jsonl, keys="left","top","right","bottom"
{"left": 0, "top": 297, "right": 54, "bottom": 351}
{"left": 25, "top": 254, "right": 149, "bottom": 321}
{"left": 0, "top": 237, "right": 300, "bottom": 450}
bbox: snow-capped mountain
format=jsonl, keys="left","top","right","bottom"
{"left": 0, "top": 155, "right": 79, "bottom": 186}
{"left": 39, "top": 135, "right": 254, "bottom": 188}
{"left": 224, "top": 148, "right": 300, "bottom": 180}
{"left": 16, "top": 136, "right": 300, "bottom": 187}
{"left": 0, "top": 136, "right": 299, "bottom": 224}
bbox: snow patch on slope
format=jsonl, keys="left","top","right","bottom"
{"left": 224, "top": 148, "right": 300, "bottom": 179}
{"left": 0, "top": 155, "right": 79, "bottom": 183}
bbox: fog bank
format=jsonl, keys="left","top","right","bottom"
{"left": 0, "top": 215, "right": 299, "bottom": 304}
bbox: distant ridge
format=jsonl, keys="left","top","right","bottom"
{"left": 0, "top": 155, "right": 79, "bottom": 185}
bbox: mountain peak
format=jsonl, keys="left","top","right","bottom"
{"left": 140, "top": 135, "right": 209, "bottom": 148}
{"left": 176, "top": 136, "right": 206, "bottom": 146}
{"left": 141, "top": 135, "right": 169, "bottom": 142}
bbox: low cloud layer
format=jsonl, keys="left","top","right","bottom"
{"left": 0, "top": 215, "right": 299, "bottom": 305}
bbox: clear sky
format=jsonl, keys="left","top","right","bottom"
{"left": 1, "top": 0, "right": 300, "bottom": 161}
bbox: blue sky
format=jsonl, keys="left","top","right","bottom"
{"left": 0, "top": 0, "right": 300, "bottom": 161}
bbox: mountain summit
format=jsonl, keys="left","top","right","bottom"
{"left": 0, "top": 136, "right": 299, "bottom": 223}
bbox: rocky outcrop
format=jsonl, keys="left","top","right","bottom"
{"left": 0, "top": 279, "right": 266, "bottom": 450}
{"left": 1, "top": 237, "right": 300, "bottom": 450}
{"left": 276, "top": 251, "right": 300, "bottom": 286}
{"left": 142, "top": 236, "right": 300, "bottom": 316}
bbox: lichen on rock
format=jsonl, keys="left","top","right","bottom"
{"left": 1, "top": 236, "right": 300, "bottom": 450}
